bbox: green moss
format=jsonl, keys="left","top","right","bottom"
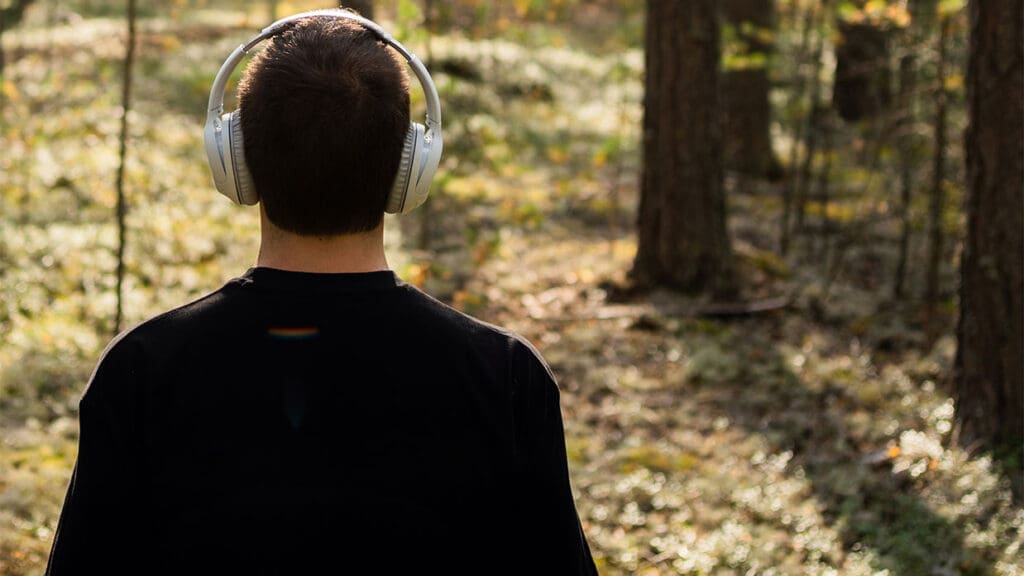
{"left": 620, "top": 445, "right": 699, "bottom": 475}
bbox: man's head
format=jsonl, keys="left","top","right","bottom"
{"left": 237, "top": 17, "right": 411, "bottom": 236}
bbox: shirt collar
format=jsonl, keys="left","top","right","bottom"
{"left": 235, "top": 266, "right": 400, "bottom": 293}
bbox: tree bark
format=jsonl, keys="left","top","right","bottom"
{"left": 955, "top": 0, "right": 1023, "bottom": 458}
{"left": 720, "top": 0, "right": 774, "bottom": 177}
{"left": 113, "top": 0, "right": 138, "bottom": 335}
{"left": 632, "top": 0, "right": 736, "bottom": 297}
{"left": 345, "top": 0, "right": 374, "bottom": 19}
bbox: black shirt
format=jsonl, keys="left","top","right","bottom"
{"left": 45, "top": 267, "right": 597, "bottom": 575}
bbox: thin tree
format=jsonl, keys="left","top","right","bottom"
{"left": 954, "top": 0, "right": 1023, "bottom": 466}
{"left": 113, "top": 0, "right": 138, "bottom": 334}
{"left": 780, "top": 0, "right": 820, "bottom": 255}
{"left": 813, "top": 112, "right": 835, "bottom": 263}
{"left": 416, "top": 0, "right": 434, "bottom": 250}
{"left": 893, "top": 0, "right": 939, "bottom": 299}
{"left": 632, "top": 0, "right": 736, "bottom": 297}
{"left": 924, "top": 12, "right": 950, "bottom": 332}
{"left": 892, "top": 21, "right": 916, "bottom": 298}
{"left": 794, "top": 0, "right": 830, "bottom": 235}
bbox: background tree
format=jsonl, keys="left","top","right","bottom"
{"left": 925, "top": 11, "right": 951, "bottom": 332}
{"left": 632, "top": 0, "right": 736, "bottom": 297}
{"left": 793, "top": 0, "right": 831, "bottom": 234}
{"left": 0, "top": 0, "right": 36, "bottom": 113}
{"left": 720, "top": 0, "right": 775, "bottom": 177}
{"left": 954, "top": 0, "right": 1023, "bottom": 468}
{"left": 113, "top": 0, "right": 138, "bottom": 334}
{"left": 0, "top": 0, "right": 34, "bottom": 26}
{"left": 345, "top": 0, "right": 374, "bottom": 19}
{"left": 893, "top": 0, "right": 935, "bottom": 298}
{"left": 832, "top": 4, "right": 892, "bottom": 122}
{"left": 780, "top": 0, "right": 825, "bottom": 255}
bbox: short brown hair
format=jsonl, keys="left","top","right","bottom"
{"left": 237, "top": 17, "right": 410, "bottom": 235}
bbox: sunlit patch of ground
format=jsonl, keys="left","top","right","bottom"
{"left": 469, "top": 230, "right": 1023, "bottom": 574}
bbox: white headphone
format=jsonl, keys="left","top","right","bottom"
{"left": 204, "top": 9, "right": 443, "bottom": 214}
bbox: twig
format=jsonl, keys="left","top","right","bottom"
{"left": 533, "top": 296, "right": 792, "bottom": 323}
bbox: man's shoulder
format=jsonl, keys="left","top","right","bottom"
{"left": 81, "top": 283, "right": 237, "bottom": 401}
{"left": 397, "top": 282, "right": 557, "bottom": 383}
{"left": 397, "top": 283, "right": 511, "bottom": 336}
{"left": 111, "top": 283, "right": 235, "bottom": 347}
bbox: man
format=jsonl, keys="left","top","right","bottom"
{"left": 45, "top": 13, "right": 597, "bottom": 576}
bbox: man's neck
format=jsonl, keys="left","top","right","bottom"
{"left": 256, "top": 207, "right": 389, "bottom": 274}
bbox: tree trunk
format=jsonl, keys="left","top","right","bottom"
{"left": 833, "top": 19, "right": 891, "bottom": 122}
{"left": 720, "top": 0, "right": 774, "bottom": 177}
{"left": 955, "top": 0, "right": 1023, "bottom": 458}
{"left": 632, "top": 0, "right": 736, "bottom": 297}
{"left": 925, "top": 14, "right": 951, "bottom": 332}
{"left": 345, "top": 0, "right": 374, "bottom": 19}
{"left": 113, "top": 0, "right": 138, "bottom": 335}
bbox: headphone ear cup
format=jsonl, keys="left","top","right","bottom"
{"left": 386, "top": 123, "right": 424, "bottom": 214}
{"left": 224, "top": 111, "right": 259, "bottom": 206}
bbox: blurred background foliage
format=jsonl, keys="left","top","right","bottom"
{"left": 0, "top": 0, "right": 1021, "bottom": 574}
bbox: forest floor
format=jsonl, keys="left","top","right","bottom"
{"left": 1, "top": 6, "right": 1022, "bottom": 576}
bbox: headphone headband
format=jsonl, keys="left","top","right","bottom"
{"left": 204, "top": 9, "right": 443, "bottom": 213}
{"left": 206, "top": 9, "right": 442, "bottom": 134}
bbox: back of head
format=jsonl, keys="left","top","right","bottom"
{"left": 237, "top": 17, "right": 411, "bottom": 236}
